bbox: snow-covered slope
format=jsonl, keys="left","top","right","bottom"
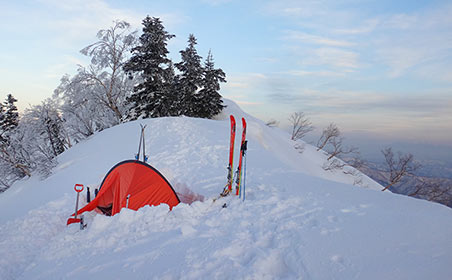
{"left": 1, "top": 99, "right": 451, "bottom": 280}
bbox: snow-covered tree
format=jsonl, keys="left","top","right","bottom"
{"left": 77, "top": 20, "right": 137, "bottom": 122}
{"left": 54, "top": 20, "right": 136, "bottom": 142}
{"left": 0, "top": 99, "right": 70, "bottom": 191}
{"left": 0, "top": 95, "right": 32, "bottom": 189}
{"left": 0, "top": 133, "right": 32, "bottom": 191}
{"left": 197, "top": 51, "right": 225, "bottom": 118}
{"left": 23, "top": 99, "right": 67, "bottom": 158}
{"left": 0, "top": 94, "right": 19, "bottom": 143}
{"left": 54, "top": 74, "right": 116, "bottom": 143}
{"left": 175, "top": 34, "right": 204, "bottom": 117}
{"left": 123, "top": 16, "right": 177, "bottom": 119}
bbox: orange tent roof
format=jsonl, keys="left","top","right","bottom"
{"left": 75, "top": 160, "right": 180, "bottom": 217}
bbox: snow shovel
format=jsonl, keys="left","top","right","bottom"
{"left": 67, "top": 184, "right": 85, "bottom": 227}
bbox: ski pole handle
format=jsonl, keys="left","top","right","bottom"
{"left": 74, "top": 184, "right": 84, "bottom": 193}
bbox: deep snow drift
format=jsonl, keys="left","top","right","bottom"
{"left": 1, "top": 100, "right": 451, "bottom": 280}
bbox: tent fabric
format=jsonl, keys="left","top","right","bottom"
{"left": 75, "top": 160, "right": 180, "bottom": 217}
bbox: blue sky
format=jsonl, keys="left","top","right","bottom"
{"left": 1, "top": 0, "right": 452, "bottom": 150}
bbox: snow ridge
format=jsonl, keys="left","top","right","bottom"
{"left": 0, "top": 99, "right": 451, "bottom": 280}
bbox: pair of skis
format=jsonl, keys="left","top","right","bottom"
{"left": 224, "top": 115, "right": 247, "bottom": 200}
{"left": 135, "top": 124, "right": 148, "bottom": 162}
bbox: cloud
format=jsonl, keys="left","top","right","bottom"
{"left": 262, "top": 0, "right": 330, "bottom": 19}
{"left": 39, "top": 0, "right": 142, "bottom": 26}
{"left": 373, "top": 4, "right": 452, "bottom": 78}
{"left": 225, "top": 82, "right": 249, "bottom": 89}
{"left": 37, "top": 0, "right": 186, "bottom": 46}
{"left": 333, "top": 18, "right": 379, "bottom": 35}
{"left": 222, "top": 72, "right": 269, "bottom": 94}
{"left": 256, "top": 57, "right": 279, "bottom": 63}
{"left": 377, "top": 47, "right": 425, "bottom": 78}
{"left": 266, "top": 87, "right": 452, "bottom": 141}
{"left": 283, "top": 30, "right": 354, "bottom": 47}
{"left": 236, "top": 100, "right": 263, "bottom": 106}
{"left": 44, "top": 55, "right": 85, "bottom": 79}
{"left": 303, "top": 48, "right": 360, "bottom": 69}
{"left": 267, "top": 88, "right": 452, "bottom": 116}
{"left": 265, "top": 0, "right": 452, "bottom": 80}
{"left": 200, "top": 0, "right": 233, "bottom": 5}
{"left": 287, "top": 70, "right": 346, "bottom": 78}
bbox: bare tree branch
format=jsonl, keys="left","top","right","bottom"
{"left": 409, "top": 178, "right": 452, "bottom": 206}
{"left": 381, "top": 147, "right": 420, "bottom": 191}
{"left": 289, "top": 112, "right": 313, "bottom": 141}
{"left": 317, "top": 123, "right": 340, "bottom": 151}
{"left": 322, "top": 159, "right": 346, "bottom": 171}
{"left": 326, "top": 136, "right": 358, "bottom": 161}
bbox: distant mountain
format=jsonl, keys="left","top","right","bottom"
{"left": 349, "top": 159, "right": 452, "bottom": 208}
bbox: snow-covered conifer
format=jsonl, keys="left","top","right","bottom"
{"left": 123, "top": 16, "right": 176, "bottom": 119}
{"left": 0, "top": 95, "right": 32, "bottom": 189}
{"left": 0, "top": 94, "right": 19, "bottom": 142}
{"left": 166, "top": 61, "right": 182, "bottom": 116}
{"left": 175, "top": 34, "right": 204, "bottom": 117}
{"left": 198, "top": 51, "right": 226, "bottom": 118}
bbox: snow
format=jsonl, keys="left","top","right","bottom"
{"left": 1, "top": 99, "right": 452, "bottom": 280}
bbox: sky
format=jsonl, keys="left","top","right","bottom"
{"left": 1, "top": 0, "right": 452, "bottom": 157}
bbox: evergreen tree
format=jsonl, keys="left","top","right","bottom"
{"left": 166, "top": 61, "right": 182, "bottom": 115}
{"left": 175, "top": 34, "right": 204, "bottom": 117}
{"left": 1, "top": 94, "right": 19, "bottom": 132}
{"left": 0, "top": 94, "right": 19, "bottom": 143}
{"left": 123, "top": 16, "right": 176, "bottom": 119}
{"left": 198, "top": 51, "right": 226, "bottom": 118}
{"left": 0, "top": 95, "right": 32, "bottom": 189}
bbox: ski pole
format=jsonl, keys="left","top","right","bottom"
{"left": 243, "top": 154, "right": 246, "bottom": 201}
{"left": 242, "top": 140, "right": 247, "bottom": 201}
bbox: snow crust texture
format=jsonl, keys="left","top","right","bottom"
{"left": 1, "top": 99, "right": 452, "bottom": 280}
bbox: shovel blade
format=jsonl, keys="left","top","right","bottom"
{"left": 67, "top": 218, "right": 81, "bottom": 226}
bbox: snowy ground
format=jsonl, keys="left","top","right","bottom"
{"left": 1, "top": 100, "right": 451, "bottom": 280}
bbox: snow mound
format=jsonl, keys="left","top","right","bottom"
{"left": 1, "top": 99, "right": 451, "bottom": 280}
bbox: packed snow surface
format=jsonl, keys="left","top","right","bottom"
{"left": 1, "top": 100, "right": 451, "bottom": 280}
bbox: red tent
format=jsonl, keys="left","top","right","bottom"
{"left": 74, "top": 160, "right": 180, "bottom": 217}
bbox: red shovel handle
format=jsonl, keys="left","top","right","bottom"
{"left": 74, "top": 184, "right": 84, "bottom": 193}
